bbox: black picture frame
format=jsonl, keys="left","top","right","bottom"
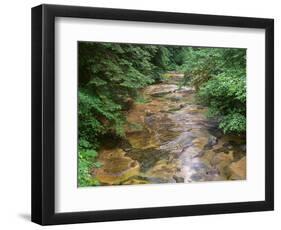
{"left": 31, "top": 4, "right": 274, "bottom": 225}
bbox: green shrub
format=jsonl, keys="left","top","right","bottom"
{"left": 78, "top": 148, "right": 101, "bottom": 187}
{"left": 181, "top": 47, "right": 246, "bottom": 134}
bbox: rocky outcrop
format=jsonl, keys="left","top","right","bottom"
{"left": 228, "top": 157, "right": 246, "bottom": 180}
{"left": 92, "top": 149, "right": 140, "bottom": 185}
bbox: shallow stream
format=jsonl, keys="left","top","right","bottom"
{"left": 92, "top": 76, "right": 246, "bottom": 185}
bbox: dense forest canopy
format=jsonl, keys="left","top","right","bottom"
{"left": 78, "top": 42, "right": 246, "bottom": 186}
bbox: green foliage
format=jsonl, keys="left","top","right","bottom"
{"left": 219, "top": 112, "right": 246, "bottom": 133}
{"left": 180, "top": 48, "right": 224, "bottom": 90}
{"left": 167, "top": 46, "right": 188, "bottom": 67}
{"left": 79, "top": 90, "right": 125, "bottom": 141}
{"left": 78, "top": 148, "right": 101, "bottom": 187}
{"left": 187, "top": 48, "right": 247, "bottom": 134}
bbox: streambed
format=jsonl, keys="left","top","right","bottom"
{"left": 92, "top": 76, "right": 246, "bottom": 185}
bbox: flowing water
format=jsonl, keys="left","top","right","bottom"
{"left": 92, "top": 75, "right": 246, "bottom": 185}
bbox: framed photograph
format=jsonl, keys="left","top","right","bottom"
{"left": 31, "top": 4, "right": 274, "bottom": 225}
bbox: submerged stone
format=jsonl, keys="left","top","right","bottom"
{"left": 92, "top": 149, "right": 140, "bottom": 185}
{"left": 145, "top": 159, "right": 181, "bottom": 182}
{"left": 126, "top": 148, "right": 170, "bottom": 172}
{"left": 205, "top": 135, "right": 218, "bottom": 148}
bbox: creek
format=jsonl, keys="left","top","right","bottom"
{"left": 92, "top": 74, "right": 246, "bottom": 185}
